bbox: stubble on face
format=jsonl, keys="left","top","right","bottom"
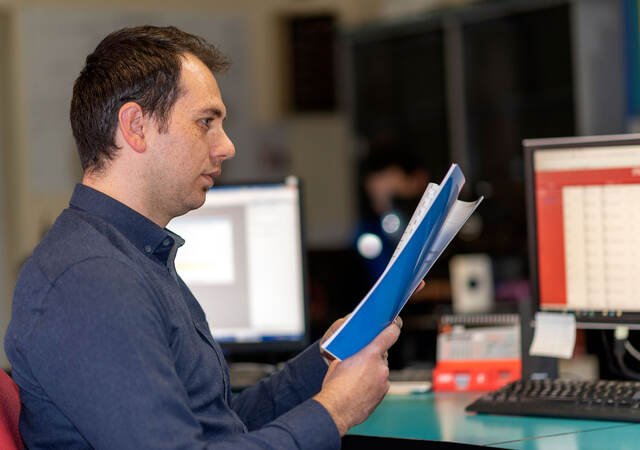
{"left": 144, "top": 54, "right": 233, "bottom": 225}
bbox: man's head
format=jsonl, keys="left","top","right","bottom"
{"left": 70, "top": 25, "right": 230, "bottom": 173}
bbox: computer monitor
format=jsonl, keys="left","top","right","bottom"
{"left": 524, "top": 134, "right": 640, "bottom": 328}
{"left": 168, "top": 177, "right": 310, "bottom": 355}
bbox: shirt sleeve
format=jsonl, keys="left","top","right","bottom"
{"left": 15, "top": 258, "right": 340, "bottom": 450}
{"left": 230, "top": 341, "right": 330, "bottom": 430}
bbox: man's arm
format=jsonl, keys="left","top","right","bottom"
{"left": 314, "top": 320, "right": 401, "bottom": 435}
{"left": 313, "top": 282, "right": 421, "bottom": 435}
{"left": 233, "top": 282, "right": 415, "bottom": 435}
{"left": 11, "top": 258, "right": 340, "bottom": 450}
{"left": 233, "top": 315, "right": 403, "bottom": 437}
{"left": 230, "top": 341, "right": 329, "bottom": 430}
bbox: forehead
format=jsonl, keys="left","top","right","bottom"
{"left": 176, "top": 53, "right": 224, "bottom": 111}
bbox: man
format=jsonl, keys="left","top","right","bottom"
{"left": 5, "top": 26, "right": 409, "bottom": 449}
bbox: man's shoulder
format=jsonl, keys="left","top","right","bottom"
{"left": 28, "top": 207, "right": 140, "bottom": 285}
{"left": 7, "top": 207, "right": 153, "bottom": 371}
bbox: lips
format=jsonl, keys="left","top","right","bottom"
{"left": 201, "top": 170, "right": 221, "bottom": 186}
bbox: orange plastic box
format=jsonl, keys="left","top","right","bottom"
{"left": 433, "top": 359, "right": 521, "bottom": 392}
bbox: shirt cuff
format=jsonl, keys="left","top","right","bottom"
{"left": 272, "top": 398, "right": 341, "bottom": 450}
{"left": 285, "top": 341, "right": 330, "bottom": 399}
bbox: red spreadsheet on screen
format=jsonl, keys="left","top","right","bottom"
{"left": 535, "top": 162, "right": 640, "bottom": 311}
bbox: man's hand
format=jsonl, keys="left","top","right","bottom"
{"left": 318, "top": 279, "right": 423, "bottom": 365}
{"left": 319, "top": 316, "right": 348, "bottom": 365}
{"left": 313, "top": 317, "right": 403, "bottom": 436}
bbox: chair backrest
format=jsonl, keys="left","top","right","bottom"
{"left": 0, "top": 370, "right": 23, "bottom": 449}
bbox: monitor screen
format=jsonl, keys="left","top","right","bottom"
{"left": 524, "top": 134, "right": 640, "bottom": 326}
{"left": 168, "top": 178, "right": 309, "bottom": 352}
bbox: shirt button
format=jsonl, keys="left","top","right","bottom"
{"left": 163, "top": 238, "right": 171, "bottom": 247}
{"left": 144, "top": 245, "right": 152, "bottom": 253}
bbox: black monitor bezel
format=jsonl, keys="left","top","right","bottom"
{"left": 524, "top": 133, "right": 640, "bottom": 328}
{"left": 193, "top": 177, "right": 312, "bottom": 356}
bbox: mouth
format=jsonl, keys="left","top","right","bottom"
{"left": 201, "top": 170, "right": 221, "bottom": 187}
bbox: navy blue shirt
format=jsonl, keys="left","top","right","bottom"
{"left": 5, "top": 184, "right": 340, "bottom": 449}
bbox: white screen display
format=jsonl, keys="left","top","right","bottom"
{"left": 174, "top": 217, "right": 235, "bottom": 285}
{"left": 532, "top": 145, "right": 640, "bottom": 312}
{"left": 169, "top": 182, "right": 305, "bottom": 343}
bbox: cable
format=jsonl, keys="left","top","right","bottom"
{"left": 624, "top": 341, "right": 640, "bottom": 363}
{"left": 600, "top": 330, "right": 621, "bottom": 378}
{"left": 613, "top": 326, "right": 640, "bottom": 381}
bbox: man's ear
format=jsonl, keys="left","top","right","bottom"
{"left": 118, "top": 102, "right": 147, "bottom": 153}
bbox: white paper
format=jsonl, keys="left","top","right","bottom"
{"left": 322, "top": 164, "right": 483, "bottom": 360}
{"left": 529, "top": 312, "right": 576, "bottom": 359}
{"left": 388, "top": 182, "right": 440, "bottom": 264}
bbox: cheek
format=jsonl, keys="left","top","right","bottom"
{"left": 161, "top": 124, "right": 210, "bottom": 175}
{"left": 173, "top": 132, "right": 201, "bottom": 165}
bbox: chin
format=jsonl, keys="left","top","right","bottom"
{"left": 175, "top": 196, "right": 205, "bottom": 218}
{"left": 192, "top": 193, "right": 207, "bottom": 210}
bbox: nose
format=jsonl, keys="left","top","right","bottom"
{"left": 213, "top": 129, "right": 235, "bottom": 161}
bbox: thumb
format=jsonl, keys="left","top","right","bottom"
{"left": 367, "top": 322, "right": 401, "bottom": 354}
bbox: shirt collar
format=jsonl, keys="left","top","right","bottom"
{"left": 69, "top": 184, "right": 184, "bottom": 264}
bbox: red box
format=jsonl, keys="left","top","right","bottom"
{"left": 433, "top": 359, "right": 521, "bottom": 392}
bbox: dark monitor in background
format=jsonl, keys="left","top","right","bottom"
{"left": 168, "top": 177, "right": 309, "bottom": 359}
{"left": 524, "top": 134, "right": 640, "bottom": 328}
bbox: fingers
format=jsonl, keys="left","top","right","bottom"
{"left": 334, "top": 317, "right": 347, "bottom": 327}
{"left": 321, "top": 315, "right": 351, "bottom": 350}
{"left": 324, "top": 314, "right": 350, "bottom": 338}
{"left": 392, "top": 315, "right": 403, "bottom": 329}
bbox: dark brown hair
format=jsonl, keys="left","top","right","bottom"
{"left": 70, "top": 25, "right": 230, "bottom": 172}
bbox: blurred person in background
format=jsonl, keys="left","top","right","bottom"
{"left": 354, "top": 148, "right": 429, "bottom": 282}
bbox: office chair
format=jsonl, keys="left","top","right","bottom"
{"left": 0, "top": 370, "right": 23, "bottom": 449}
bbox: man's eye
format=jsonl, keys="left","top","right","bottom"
{"left": 200, "top": 118, "right": 213, "bottom": 127}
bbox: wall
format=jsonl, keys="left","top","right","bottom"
{"left": 0, "top": 0, "right": 629, "bottom": 369}
{"left": 0, "top": 0, "right": 386, "bottom": 273}
{"left": 0, "top": 0, "right": 392, "bottom": 369}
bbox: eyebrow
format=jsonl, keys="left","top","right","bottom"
{"left": 198, "top": 107, "right": 226, "bottom": 119}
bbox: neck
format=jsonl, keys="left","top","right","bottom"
{"left": 82, "top": 171, "right": 170, "bottom": 228}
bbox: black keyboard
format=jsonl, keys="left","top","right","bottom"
{"left": 466, "top": 379, "right": 640, "bottom": 423}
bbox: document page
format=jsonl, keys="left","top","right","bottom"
{"left": 322, "top": 164, "right": 483, "bottom": 360}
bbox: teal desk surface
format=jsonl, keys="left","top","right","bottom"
{"left": 350, "top": 392, "right": 640, "bottom": 449}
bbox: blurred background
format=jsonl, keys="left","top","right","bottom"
{"left": 0, "top": 0, "right": 634, "bottom": 369}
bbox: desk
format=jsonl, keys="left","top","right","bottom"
{"left": 350, "top": 392, "right": 640, "bottom": 449}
